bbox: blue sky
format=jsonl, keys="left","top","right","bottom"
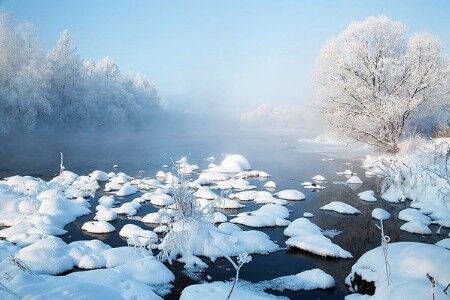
{"left": 2, "top": 0, "right": 450, "bottom": 114}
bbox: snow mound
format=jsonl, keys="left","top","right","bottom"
{"left": 371, "top": 208, "right": 390, "bottom": 221}
{"left": 194, "top": 186, "right": 218, "bottom": 200}
{"left": 320, "top": 201, "right": 360, "bottom": 215}
{"left": 284, "top": 218, "right": 352, "bottom": 258}
{"left": 275, "top": 189, "right": 305, "bottom": 201}
{"left": 400, "top": 220, "right": 431, "bottom": 235}
{"left": 119, "top": 224, "right": 158, "bottom": 246}
{"left": 113, "top": 257, "right": 175, "bottom": 285}
{"left": 149, "top": 193, "right": 174, "bottom": 206}
{"left": 15, "top": 237, "right": 74, "bottom": 275}
{"left": 89, "top": 170, "right": 109, "bottom": 181}
{"left": 358, "top": 190, "right": 377, "bottom": 202}
{"left": 180, "top": 281, "right": 278, "bottom": 300}
{"left": 435, "top": 238, "right": 450, "bottom": 250}
{"left": 303, "top": 212, "right": 314, "bottom": 218}
{"left": 263, "top": 181, "right": 276, "bottom": 189}
{"left": 398, "top": 208, "right": 431, "bottom": 225}
{"left": 346, "top": 176, "right": 363, "bottom": 184}
{"left": 346, "top": 242, "right": 450, "bottom": 300}
{"left": 210, "top": 154, "right": 251, "bottom": 173}
{"left": 259, "top": 268, "right": 335, "bottom": 291}
{"left": 312, "top": 175, "right": 326, "bottom": 181}
{"left": 214, "top": 198, "right": 245, "bottom": 209}
{"left": 82, "top": 221, "right": 116, "bottom": 234}
{"left": 230, "top": 204, "right": 290, "bottom": 227}
{"left": 116, "top": 183, "right": 138, "bottom": 196}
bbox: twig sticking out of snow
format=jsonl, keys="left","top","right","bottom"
{"left": 224, "top": 253, "right": 252, "bottom": 300}
{"left": 375, "top": 219, "right": 391, "bottom": 286}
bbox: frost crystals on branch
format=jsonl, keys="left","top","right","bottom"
{"left": 315, "top": 16, "right": 449, "bottom": 152}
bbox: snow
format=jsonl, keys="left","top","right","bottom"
{"left": 193, "top": 186, "right": 218, "bottom": 200}
{"left": 284, "top": 218, "right": 352, "bottom": 258}
{"left": 358, "top": 190, "right": 377, "bottom": 202}
{"left": 149, "top": 193, "right": 175, "bottom": 206}
{"left": 263, "top": 181, "right": 276, "bottom": 189}
{"left": 312, "top": 175, "right": 326, "bottom": 181}
{"left": 198, "top": 172, "right": 230, "bottom": 183}
{"left": 98, "top": 195, "right": 116, "bottom": 207}
{"left": 214, "top": 198, "right": 245, "bottom": 209}
{"left": 230, "top": 204, "right": 290, "bottom": 227}
{"left": 89, "top": 170, "right": 109, "bottom": 181}
{"left": 15, "top": 237, "right": 74, "bottom": 275}
{"left": 156, "top": 170, "right": 166, "bottom": 178}
{"left": 158, "top": 220, "right": 278, "bottom": 267}
{"left": 141, "top": 211, "right": 172, "bottom": 224}
{"left": 320, "top": 201, "right": 361, "bottom": 215}
{"left": 211, "top": 212, "right": 228, "bottom": 223}
{"left": 113, "top": 257, "right": 174, "bottom": 285}
{"left": 180, "top": 281, "right": 278, "bottom": 300}
{"left": 102, "top": 246, "right": 150, "bottom": 268}
{"left": 209, "top": 154, "right": 251, "bottom": 173}
{"left": 112, "top": 201, "right": 140, "bottom": 216}
{"left": 217, "top": 222, "right": 242, "bottom": 234}
{"left": 435, "top": 238, "right": 450, "bottom": 249}
{"left": 229, "top": 190, "right": 260, "bottom": 201}
{"left": 346, "top": 176, "right": 363, "bottom": 184}
{"left": 116, "top": 183, "right": 138, "bottom": 196}
{"left": 398, "top": 208, "right": 431, "bottom": 225}
{"left": 371, "top": 208, "right": 391, "bottom": 221}
{"left": 303, "top": 212, "right": 314, "bottom": 218}
{"left": 380, "top": 185, "right": 404, "bottom": 203}
{"left": 275, "top": 189, "right": 305, "bottom": 201}
{"left": 95, "top": 206, "right": 118, "bottom": 221}
{"left": 68, "top": 239, "right": 111, "bottom": 268}
{"left": 119, "top": 224, "right": 158, "bottom": 246}
{"left": 400, "top": 220, "right": 431, "bottom": 235}
{"left": 82, "top": 221, "right": 116, "bottom": 234}
{"left": 337, "top": 169, "right": 355, "bottom": 175}
{"left": 259, "top": 268, "right": 335, "bottom": 291}
{"left": 181, "top": 268, "right": 335, "bottom": 299}
{"left": 345, "top": 242, "right": 450, "bottom": 300}
{"left": 0, "top": 240, "right": 20, "bottom": 261}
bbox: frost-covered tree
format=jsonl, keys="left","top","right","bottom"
{"left": 0, "top": 12, "right": 161, "bottom": 134}
{"left": 315, "top": 16, "right": 449, "bottom": 152}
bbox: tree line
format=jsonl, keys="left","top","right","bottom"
{"left": 0, "top": 12, "right": 161, "bottom": 134}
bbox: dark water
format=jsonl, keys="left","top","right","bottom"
{"left": 0, "top": 129, "right": 446, "bottom": 299}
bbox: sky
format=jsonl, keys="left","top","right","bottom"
{"left": 1, "top": 0, "right": 450, "bottom": 115}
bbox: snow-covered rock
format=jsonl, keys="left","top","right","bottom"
{"left": 400, "top": 220, "right": 431, "bottom": 235}
{"left": 346, "top": 176, "right": 363, "bottom": 184}
{"left": 116, "top": 183, "right": 138, "bottom": 197}
{"left": 230, "top": 204, "right": 290, "bottom": 227}
{"left": 194, "top": 186, "right": 218, "bottom": 200}
{"left": 209, "top": 154, "right": 251, "bottom": 173}
{"left": 320, "top": 201, "right": 360, "bottom": 215}
{"left": 82, "top": 221, "right": 116, "bottom": 234}
{"left": 15, "top": 237, "right": 74, "bottom": 275}
{"left": 346, "top": 242, "right": 450, "bottom": 300}
{"left": 89, "top": 170, "right": 109, "bottom": 181}
{"left": 358, "top": 190, "right": 377, "bottom": 202}
{"left": 371, "top": 208, "right": 390, "bottom": 221}
{"left": 119, "top": 224, "right": 158, "bottom": 246}
{"left": 398, "top": 208, "right": 431, "bottom": 225}
{"left": 263, "top": 181, "right": 276, "bottom": 189}
{"left": 275, "top": 189, "right": 305, "bottom": 201}
{"left": 259, "top": 268, "right": 335, "bottom": 291}
{"left": 284, "top": 218, "right": 352, "bottom": 258}
{"left": 312, "top": 175, "right": 326, "bottom": 181}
